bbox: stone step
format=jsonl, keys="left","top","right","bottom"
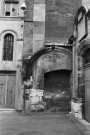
{"left": 0, "top": 108, "right": 15, "bottom": 111}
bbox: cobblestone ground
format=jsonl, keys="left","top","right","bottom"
{"left": 0, "top": 111, "right": 88, "bottom": 135}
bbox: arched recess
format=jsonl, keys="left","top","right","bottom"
{"left": 26, "top": 46, "right": 72, "bottom": 77}
{"left": 26, "top": 46, "right": 72, "bottom": 90}
{"left": 27, "top": 46, "right": 72, "bottom": 112}
{"left": 24, "top": 46, "right": 73, "bottom": 112}
{"left": 28, "top": 46, "right": 72, "bottom": 65}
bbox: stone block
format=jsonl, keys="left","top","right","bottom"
{"left": 29, "top": 89, "right": 37, "bottom": 96}
{"left": 30, "top": 96, "right": 40, "bottom": 104}
{"left": 33, "top": 4, "right": 45, "bottom": 22}
{"left": 25, "top": 100, "right": 31, "bottom": 111}
{"left": 30, "top": 104, "right": 45, "bottom": 112}
{"left": 36, "top": 90, "right": 44, "bottom": 96}
{"left": 34, "top": 0, "right": 45, "bottom": 4}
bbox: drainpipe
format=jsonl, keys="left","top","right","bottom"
{"left": 21, "top": 1, "right": 27, "bottom": 112}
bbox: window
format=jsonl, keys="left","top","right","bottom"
{"left": 3, "top": 34, "right": 14, "bottom": 61}
{"left": 5, "top": 1, "right": 18, "bottom": 16}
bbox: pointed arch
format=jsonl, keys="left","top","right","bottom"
{"left": 27, "top": 46, "right": 72, "bottom": 65}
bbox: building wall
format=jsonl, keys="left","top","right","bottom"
{"left": 23, "top": 0, "right": 34, "bottom": 58}
{"left": 73, "top": 1, "right": 90, "bottom": 98}
{"left": 23, "top": 0, "right": 90, "bottom": 113}
{"left": 0, "top": 18, "right": 23, "bottom": 70}
{"left": 23, "top": 0, "right": 82, "bottom": 91}
{"left": 23, "top": 0, "right": 81, "bottom": 59}
{"left": 0, "top": 0, "right": 24, "bottom": 69}
{"left": 23, "top": 0, "right": 82, "bottom": 94}
{"left": 0, "top": 0, "right": 24, "bottom": 109}
{"left": 74, "top": 0, "right": 90, "bottom": 98}
{"left": 73, "top": 1, "right": 90, "bottom": 121}
{"left": 45, "top": 0, "right": 81, "bottom": 44}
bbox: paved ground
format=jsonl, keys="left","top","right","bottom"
{"left": 0, "top": 110, "right": 89, "bottom": 135}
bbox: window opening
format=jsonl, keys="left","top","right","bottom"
{"left": 3, "top": 34, "right": 14, "bottom": 61}
{"left": 5, "top": 3, "right": 10, "bottom": 16}
{"left": 5, "top": 3, "right": 18, "bottom": 16}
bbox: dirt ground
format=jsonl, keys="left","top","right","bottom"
{"left": 0, "top": 111, "right": 88, "bottom": 135}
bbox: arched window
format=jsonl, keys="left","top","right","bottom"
{"left": 3, "top": 34, "right": 14, "bottom": 61}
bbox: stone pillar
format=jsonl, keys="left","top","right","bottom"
{"left": 15, "top": 64, "right": 23, "bottom": 110}
{"left": 78, "top": 55, "right": 85, "bottom": 99}
{"left": 33, "top": 65, "right": 44, "bottom": 90}
{"left": 74, "top": 45, "right": 79, "bottom": 98}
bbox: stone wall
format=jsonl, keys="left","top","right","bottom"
{"left": 23, "top": 0, "right": 34, "bottom": 58}
{"left": 25, "top": 89, "right": 44, "bottom": 112}
{"left": 45, "top": 0, "right": 81, "bottom": 43}
{"left": 33, "top": 0, "right": 45, "bottom": 53}
{"left": 23, "top": 0, "right": 82, "bottom": 58}
{"left": 82, "top": 0, "right": 90, "bottom": 6}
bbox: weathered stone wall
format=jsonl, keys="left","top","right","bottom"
{"left": 82, "top": 0, "right": 90, "bottom": 6}
{"left": 23, "top": 0, "right": 45, "bottom": 56}
{"left": 73, "top": 2, "right": 90, "bottom": 116}
{"left": 22, "top": 0, "right": 82, "bottom": 111}
{"left": 45, "top": 0, "right": 81, "bottom": 43}
{"left": 23, "top": 0, "right": 34, "bottom": 58}
{"left": 33, "top": 0, "right": 45, "bottom": 53}
{"left": 23, "top": 0, "right": 82, "bottom": 58}
{"left": 25, "top": 89, "right": 44, "bottom": 112}
{"left": 0, "top": 0, "right": 25, "bottom": 110}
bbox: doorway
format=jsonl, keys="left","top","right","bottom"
{"left": 0, "top": 72, "right": 16, "bottom": 108}
{"left": 44, "top": 70, "right": 72, "bottom": 112}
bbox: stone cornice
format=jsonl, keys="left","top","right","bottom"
{"left": 45, "top": 42, "right": 72, "bottom": 47}
{"left": 0, "top": 16, "right": 24, "bottom": 21}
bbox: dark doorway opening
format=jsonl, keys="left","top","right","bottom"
{"left": 44, "top": 70, "right": 72, "bottom": 112}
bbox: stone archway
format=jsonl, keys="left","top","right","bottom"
{"left": 31, "top": 47, "right": 72, "bottom": 90}
{"left": 28, "top": 46, "right": 72, "bottom": 112}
